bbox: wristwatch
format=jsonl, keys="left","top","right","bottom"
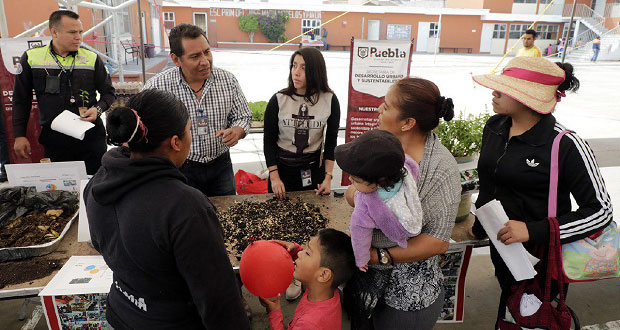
{"left": 95, "top": 105, "right": 104, "bottom": 117}
{"left": 377, "top": 248, "right": 389, "bottom": 265}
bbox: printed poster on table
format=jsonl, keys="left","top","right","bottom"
{"left": 40, "top": 256, "right": 113, "bottom": 330}
{"left": 342, "top": 39, "right": 413, "bottom": 185}
{"left": 6, "top": 161, "right": 88, "bottom": 193}
{"left": 437, "top": 244, "right": 473, "bottom": 323}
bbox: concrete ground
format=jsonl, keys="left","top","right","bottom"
{"left": 1, "top": 51, "right": 619, "bottom": 329}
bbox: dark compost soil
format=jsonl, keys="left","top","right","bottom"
{"left": 218, "top": 197, "right": 329, "bottom": 258}
{"left": 0, "top": 210, "right": 73, "bottom": 248}
{"left": 0, "top": 257, "right": 65, "bottom": 289}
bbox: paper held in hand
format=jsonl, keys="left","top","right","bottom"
{"left": 51, "top": 110, "right": 95, "bottom": 140}
{"left": 475, "top": 199, "right": 539, "bottom": 281}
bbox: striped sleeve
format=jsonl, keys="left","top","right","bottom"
{"left": 555, "top": 126, "right": 614, "bottom": 243}
{"left": 420, "top": 166, "right": 461, "bottom": 242}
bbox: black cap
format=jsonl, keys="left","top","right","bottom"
{"left": 335, "top": 129, "right": 405, "bottom": 180}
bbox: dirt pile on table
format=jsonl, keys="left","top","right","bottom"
{"left": 0, "top": 210, "right": 73, "bottom": 248}
{"left": 0, "top": 257, "right": 64, "bottom": 289}
{"left": 218, "top": 197, "right": 329, "bottom": 257}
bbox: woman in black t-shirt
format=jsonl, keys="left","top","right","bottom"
{"left": 263, "top": 47, "right": 340, "bottom": 199}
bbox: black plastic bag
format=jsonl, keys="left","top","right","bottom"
{"left": 0, "top": 187, "right": 78, "bottom": 229}
{"left": 343, "top": 266, "right": 393, "bottom": 320}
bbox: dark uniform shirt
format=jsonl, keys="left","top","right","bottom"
{"left": 12, "top": 41, "right": 115, "bottom": 137}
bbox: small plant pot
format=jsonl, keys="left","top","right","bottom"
{"left": 251, "top": 121, "right": 264, "bottom": 128}
{"left": 455, "top": 192, "right": 472, "bottom": 223}
{"left": 455, "top": 154, "right": 477, "bottom": 164}
{"left": 78, "top": 107, "right": 88, "bottom": 117}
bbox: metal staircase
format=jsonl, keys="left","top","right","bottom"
{"left": 565, "top": 26, "right": 620, "bottom": 61}
{"left": 562, "top": 4, "right": 620, "bottom": 61}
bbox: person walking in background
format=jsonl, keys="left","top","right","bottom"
{"left": 12, "top": 10, "right": 115, "bottom": 174}
{"left": 592, "top": 37, "right": 601, "bottom": 62}
{"left": 516, "top": 29, "right": 541, "bottom": 58}
{"left": 322, "top": 27, "right": 328, "bottom": 51}
{"left": 557, "top": 37, "right": 565, "bottom": 58}
{"left": 546, "top": 43, "right": 553, "bottom": 56}
{"left": 144, "top": 24, "right": 252, "bottom": 197}
{"left": 470, "top": 56, "right": 613, "bottom": 328}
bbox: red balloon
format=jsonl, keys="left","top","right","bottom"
{"left": 239, "top": 240, "right": 294, "bottom": 298}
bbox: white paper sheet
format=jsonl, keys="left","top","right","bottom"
{"left": 6, "top": 161, "right": 87, "bottom": 193}
{"left": 475, "top": 200, "right": 538, "bottom": 281}
{"left": 51, "top": 110, "right": 94, "bottom": 140}
{"left": 39, "top": 256, "right": 112, "bottom": 296}
{"left": 77, "top": 179, "right": 91, "bottom": 242}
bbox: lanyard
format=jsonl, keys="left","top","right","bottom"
{"left": 48, "top": 45, "right": 76, "bottom": 75}
{"left": 46, "top": 45, "right": 78, "bottom": 108}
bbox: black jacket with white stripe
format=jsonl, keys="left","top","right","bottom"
{"left": 472, "top": 114, "right": 613, "bottom": 251}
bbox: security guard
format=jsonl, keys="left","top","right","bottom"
{"left": 12, "top": 10, "right": 115, "bottom": 174}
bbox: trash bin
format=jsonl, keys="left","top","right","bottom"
{"left": 144, "top": 44, "right": 155, "bottom": 58}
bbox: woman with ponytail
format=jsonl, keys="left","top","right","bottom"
{"left": 470, "top": 57, "right": 612, "bottom": 327}
{"left": 84, "top": 89, "right": 251, "bottom": 330}
{"left": 346, "top": 78, "right": 461, "bottom": 330}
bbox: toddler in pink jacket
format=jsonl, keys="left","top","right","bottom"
{"left": 335, "top": 129, "right": 423, "bottom": 270}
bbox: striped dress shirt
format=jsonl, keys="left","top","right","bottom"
{"left": 144, "top": 66, "right": 251, "bottom": 163}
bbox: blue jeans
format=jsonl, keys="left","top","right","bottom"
{"left": 591, "top": 49, "right": 600, "bottom": 61}
{"left": 180, "top": 152, "right": 236, "bottom": 197}
{"left": 0, "top": 114, "right": 10, "bottom": 175}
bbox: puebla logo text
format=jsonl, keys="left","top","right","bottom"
{"left": 358, "top": 47, "right": 406, "bottom": 59}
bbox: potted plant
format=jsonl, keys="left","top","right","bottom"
{"left": 78, "top": 90, "right": 90, "bottom": 116}
{"left": 435, "top": 112, "right": 491, "bottom": 222}
{"left": 249, "top": 101, "right": 267, "bottom": 128}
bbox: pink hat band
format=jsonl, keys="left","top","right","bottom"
{"left": 502, "top": 67, "right": 564, "bottom": 86}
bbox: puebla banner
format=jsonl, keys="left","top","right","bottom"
{"left": 342, "top": 38, "right": 413, "bottom": 185}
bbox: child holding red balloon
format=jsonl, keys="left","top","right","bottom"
{"left": 259, "top": 229, "right": 356, "bottom": 330}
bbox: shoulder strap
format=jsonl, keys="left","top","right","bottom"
{"left": 548, "top": 129, "right": 573, "bottom": 218}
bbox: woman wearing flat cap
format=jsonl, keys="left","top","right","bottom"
{"left": 470, "top": 57, "right": 613, "bottom": 327}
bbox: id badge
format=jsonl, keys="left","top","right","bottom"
{"left": 45, "top": 75, "right": 60, "bottom": 94}
{"left": 301, "top": 169, "right": 312, "bottom": 187}
{"left": 196, "top": 110, "right": 208, "bottom": 136}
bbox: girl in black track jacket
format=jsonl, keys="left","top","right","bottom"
{"left": 470, "top": 56, "right": 613, "bottom": 328}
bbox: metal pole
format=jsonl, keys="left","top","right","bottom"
{"left": 113, "top": 11, "right": 124, "bottom": 82}
{"left": 434, "top": 12, "right": 442, "bottom": 64}
{"left": 361, "top": 17, "right": 365, "bottom": 39}
{"left": 0, "top": 0, "right": 9, "bottom": 38}
{"left": 136, "top": 0, "right": 146, "bottom": 83}
{"left": 561, "top": 0, "right": 577, "bottom": 63}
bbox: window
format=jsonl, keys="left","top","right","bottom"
{"left": 509, "top": 24, "right": 529, "bottom": 39}
{"left": 562, "top": 21, "right": 576, "bottom": 40}
{"left": 194, "top": 13, "right": 207, "bottom": 33}
{"left": 493, "top": 24, "right": 507, "bottom": 39}
{"left": 163, "top": 12, "right": 176, "bottom": 32}
{"left": 429, "top": 22, "right": 439, "bottom": 38}
{"left": 387, "top": 24, "right": 412, "bottom": 40}
{"left": 513, "top": 0, "right": 537, "bottom": 3}
{"left": 536, "top": 24, "right": 559, "bottom": 39}
{"left": 302, "top": 19, "right": 321, "bottom": 36}
{"left": 539, "top": 0, "right": 553, "bottom": 4}
{"left": 109, "top": 0, "right": 133, "bottom": 35}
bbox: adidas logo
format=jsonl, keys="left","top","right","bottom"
{"left": 526, "top": 159, "right": 540, "bottom": 167}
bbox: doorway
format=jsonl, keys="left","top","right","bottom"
{"left": 368, "top": 20, "right": 380, "bottom": 40}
